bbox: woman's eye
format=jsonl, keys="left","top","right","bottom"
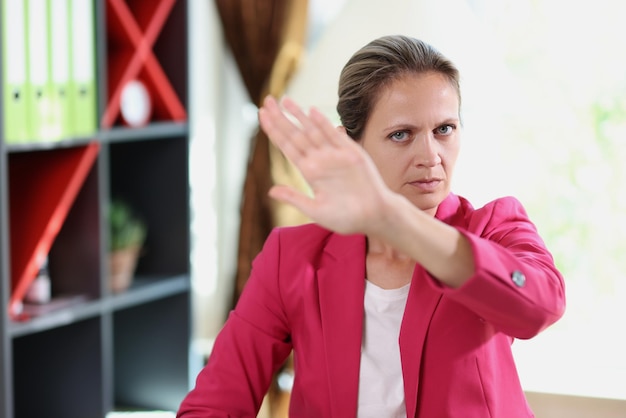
{"left": 436, "top": 124, "right": 455, "bottom": 135}
{"left": 390, "top": 131, "right": 409, "bottom": 142}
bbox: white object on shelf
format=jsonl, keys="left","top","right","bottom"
{"left": 120, "top": 79, "right": 152, "bottom": 127}
{"left": 25, "top": 257, "right": 51, "bottom": 304}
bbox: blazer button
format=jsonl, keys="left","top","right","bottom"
{"left": 511, "top": 270, "right": 526, "bottom": 287}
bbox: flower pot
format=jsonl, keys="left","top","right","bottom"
{"left": 109, "top": 246, "right": 141, "bottom": 293}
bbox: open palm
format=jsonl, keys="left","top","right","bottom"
{"left": 258, "top": 96, "right": 392, "bottom": 235}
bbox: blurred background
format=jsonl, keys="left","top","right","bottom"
{"left": 190, "top": 0, "right": 626, "bottom": 416}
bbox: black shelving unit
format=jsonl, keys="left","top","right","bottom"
{"left": 0, "top": 1, "right": 192, "bottom": 417}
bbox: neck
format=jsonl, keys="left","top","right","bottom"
{"left": 366, "top": 236, "right": 411, "bottom": 261}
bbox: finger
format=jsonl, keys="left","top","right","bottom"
{"left": 309, "top": 106, "right": 352, "bottom": 148}
{"left": 259, "top": 97, "right": 307, "bottom": 161}
{"left": 259, "top": 108, "right": 303, "bottom": 162}
{"left": 262, "top": 96, "right": 320, "bottom": 157}
{"left": 281, "top": 97, "right": 327, "bottom": 149}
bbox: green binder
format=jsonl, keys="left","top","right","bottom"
{"left": 48, "top": 0, "right": 72, "bottom": 140}
{"left": 68, "top": 0, "right": 97, "bottom": 137}
{"left": 25, "top": 0, "right": 53, "bottom": 142}
{"left": 2, "top": 0, "right": 29, "bottom": 143}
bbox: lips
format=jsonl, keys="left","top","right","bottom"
{"left": 408, "top": 178, "right": 442, "bottom": 192}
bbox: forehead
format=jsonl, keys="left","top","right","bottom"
{"left": 370, "top": 72, "right": 460, "bottom": 123}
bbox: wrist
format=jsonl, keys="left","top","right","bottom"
{"left": 366, "top": 191, "right": 412, "bottom": 240}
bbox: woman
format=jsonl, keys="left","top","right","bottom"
{"left": 178, "top": 35, "right": 566, "bottom": 417}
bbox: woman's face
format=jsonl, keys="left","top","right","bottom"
{"left": 357, "top": 72, "right": 461, "bottom": 216}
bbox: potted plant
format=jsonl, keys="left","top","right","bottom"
{"left": 108, "top": 199, "right": 147, "bottom": 293}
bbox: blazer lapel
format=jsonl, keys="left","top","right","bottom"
{"left": 400, "top": 268, "right": 443, "bottom": 418}
{"left": 318, "top": 233, "right": 366, "bottom": 418}
{"left": 398, "top": 194, "right": 456, "bottom": 416}
{"left": 316, "top": 233, "right": 445, "bottom": 418}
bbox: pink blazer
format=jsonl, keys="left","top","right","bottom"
{"left": 178, "top": 194, "right": 566, "bottom": 417}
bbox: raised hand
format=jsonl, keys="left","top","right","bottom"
{"left": 258, "top": 96, "right": 393, "bottom": 236}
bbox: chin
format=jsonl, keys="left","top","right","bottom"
{"left": 412, "top": 193, "right": 446, "bottom": 215}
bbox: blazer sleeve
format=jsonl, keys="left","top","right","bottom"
{"left": 435, "top": 196, "right": 566, "bottom": 339}
{"left": 177, "top": 229, "right": 292, "bottom": 417}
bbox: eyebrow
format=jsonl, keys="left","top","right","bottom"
{"left": 383, "top": 117, "right": 460, "bottom": 132}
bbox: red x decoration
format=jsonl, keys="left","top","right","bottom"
{"left": 103, "top": 0, "right": 187, "bottom": 128}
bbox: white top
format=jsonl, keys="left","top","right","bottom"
{"left": 357, "top": 279, "right": 410, "bottom": 418}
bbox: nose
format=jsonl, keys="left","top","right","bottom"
{"left": 412, "top": 133, "right": 441, "bottom": 167}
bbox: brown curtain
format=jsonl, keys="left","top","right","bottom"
{"left": 213, "top": 0, "right": 309, "bottom": 305}
{"left": 215, "top": 2, "right": 308, "bottom": 416}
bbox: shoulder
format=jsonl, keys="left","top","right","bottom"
{"left": 447, "top": 194, "right": 537, "bottom": 236}
{"left": 439, "top": 193, "right": 529, "bottom": 221}
{"left": 269, "top": 222, "right": 334, "bottom": 244}
{"left": 463, "top": 195, "right": 529, "bottom": 219}
{"left": 263, "top": 223, "right": 337, "bottom": 259}
{"left": 261, "top": 223, "right": 364, "bottom": 265}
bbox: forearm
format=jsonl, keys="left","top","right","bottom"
{"left": 427, "top": 196, "right": 566, "bottom": 337}
{"left": 370, "top": 192, "right": 475, "bottom": 287}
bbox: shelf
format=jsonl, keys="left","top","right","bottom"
{"left": 8, "top": 275, "right": 189, "bottom": 338}
{"left": 0, "top": 1, "right": 191, "bottom": 416}
{"left": 8, "top": 297, "right": 103, "bottom": 338}
{"left": 109, "top": 136, "right": 190, "bottom": 277}
{"left": 101, "top": 120, "right": 188, "bottom": 142}
{"left": 113, "top": 292, "right": 190, "bottom": 411}
{"left": 4, "top": 137, "right": 99, "bottom": 154}
{"left": 103, "top": 0, "right": 187, "bottom": 128}
{"left": 107, "top": 274, "right": 190, "bottom": 311}
{"left": 13, "top": 317, "right": 104, "bottom": 418}
{"left": 7, "top": 142, "right": 100, "bottom": 319}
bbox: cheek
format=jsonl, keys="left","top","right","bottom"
{"left": 441, "top": 142, "right": 460, "bottom": 170}
{"left": 372, "top": 149, "right": 412, "bottom": 176}
{"left": 367, "top": 150, "right": 410, "bottom": 188}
